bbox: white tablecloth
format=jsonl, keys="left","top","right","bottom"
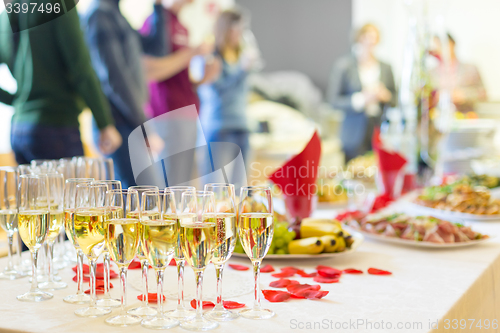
{"left": 0, "top": 207, "right": 499, "bottom": 333}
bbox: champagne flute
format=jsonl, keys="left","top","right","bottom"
{"left": 238, "top": 186, "right": 274, "bottom": 320}
{"left": 16, "top": 174, "right": 53, "bottom": 302}
{"left": 127, "top": 185, "right": 159, "bottom": 317}
{"left": 180, "top": 191, "right": 218, "bottom": 331}
{"left": 165, "top": 186, "right": 196, "bottom": 320}
{"left": 95, "top": 180, "right": 122, "bottom": 308}
{"left": 203, "top": 183, "right": 238, "bottom": 321}
{"left": 73, "top": 183, "right": 111, "bottom": 317}
{"left": 63, "top": 178, "right": 94, "bottom": 304}
{"left": 39, "top": 173, "right": 67, "bottom": 290}
{"left": 141, "top": 190, "right": 180, "bottom": 329}
{"left": 104, "top": 189, "right": 142, "bottom": 326}
{"left": 0, "top": 167, "right": 25, "bottom": 280}
{"left": 15, "top": 165, "right": 34, "bottom": 273}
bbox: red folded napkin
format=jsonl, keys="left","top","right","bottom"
{"left": 372, "top": 129, "right": 407, "bottom": 199}
{"left": 269, "top": 131, "right": 321, "bottom": 219}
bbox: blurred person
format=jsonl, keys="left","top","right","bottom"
{"left": 140, "top": 0, "right": 221, "bottom": 186}
{"left": 328, "top": 23, "right": 396, "bottom": 162}
{"left": 0, "top": 0, "right": 121, "bottom": 164}
{"left": 195, "top": 9, "right": 255, "bottom": 187}
{"left": 431, "top": 33, "right": 487, "bottom": 113}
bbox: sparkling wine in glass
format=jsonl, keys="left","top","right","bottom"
{"left": 180, "top": 191, "right": 218, "bottom": 331}
{"left": 73, "top": 183, "right": 111, "bottom": 317}
{"left": 238, "top": 186, "right": 274, "bottom": 320}
{"left": 16, "top": 174, "right": 53, "bottom": 302}
{"left": 104, "top": 188, "right": 142, "bottom": 326}
{"left": 203, "top": 183, "right": 238, "bottom": 322}
{"left": 165, "top": 185, "right": 196, "bottom": 320}
{"left": 141, "top": 190, "right": 180, "bottom": 329}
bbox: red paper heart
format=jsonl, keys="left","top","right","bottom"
{"left": 271, "top": 271, "right": 296, "bottom": 278}
{"left": 296, "top": 269, "right": 317, "bottom": 278}
{"left": 128, "top": 260, "right": 142, "bottom": 270}
{"left": 262, "top": 290, "right": 291, "bottom": 302}
{"left": 223, "top": 301, "right": 245, "bottom": 309}
{"left": 190, "top": 299, "right": 215, "bottom": 309}
{"left": 368, "top": 268, "right": 392, "bottom": 275}
{"left": 137, "top": 293, "right": 166, "bottom": 303}
{"left": 269, "top": 279, "right": 300, "bottom": 288}
{"left": 316, "top": 265, "right": 342, "bottom": 278}
{"left": 260, "top": 264, "right": 275, "bottom": 273}
{"left": 343, "top": 268, "right": 363, "bottom": 274}
{"left": 281, "top": 266, "right": 299, "bottom": 273}
{"left": 169, "top": 259, "right": 177, "bottom": 266}
{"left": 84, "top": 287, "right": 105, "bottom": 294}
{"left": 286, "top": 284, "right": 321, "bottom": 294}
{"left": 313, "top": 276, "right": 340, "bottom": 284}
{"left": 96, "top": 270, "right": 118, "bottom": 279}
{"left": 228, "top": 264, "right": 250, "bottom": 271}
{"left": 293, "top": 290, "right": 329, "bottom": 300}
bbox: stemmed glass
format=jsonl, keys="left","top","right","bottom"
{"left": 63, "top": 178, "right": 93, "bottom": 304}
{"left": 95, "top": 180, "right": 122, "bottom": 308}
{"left": 165, "top": 186, "right": 196, "bottom": 320}
{"left": 238, "top": 186, "right": 275, "bottom": 320}
{"left": 180, "top": 191, "right": 218, "bottom": 331}
{"left": 39, "top": 173, "right": 67, "bottom": 290}
{"left": 16, "top": 174, "right": 53, "bottom": 302}
{"left": 141, "top": 190, "right": 180, "bottom": 329}
{"left": 0, "top": 167, "right": 25, "bottom": 280}
{"left": 73, "top": 183, "right": 111, "bottom": 317}
{"left": 15, "top": 165, "right": 33, "bottom": 273}
{"left": 104, "top": 189, "right": 142, "bottom": 326}
{"left": 204, "top": 183, "right": 239, "bottom": 321}
{"left": 127, "top": 185, "right": 159, "bottom": 316}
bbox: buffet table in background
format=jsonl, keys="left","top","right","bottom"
{"left": 0, "top": 207, "right": 499, "bottom": 333}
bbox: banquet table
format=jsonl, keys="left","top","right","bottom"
{"left": 0, "top": 206, "right": 499, "bottom": 333}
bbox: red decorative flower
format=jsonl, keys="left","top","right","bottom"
{"left": 262, "top": 290, "right": 291, "bottom": 302}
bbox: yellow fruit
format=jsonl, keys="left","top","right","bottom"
{"left": 334, "top": 236, "right": 346, "bottom": 252}
{"left": 288, "top": 237, "right": 324, "bottom": 255}
{"left": 300, "top": 221, "right": 342, "bottom": 238}
{"left": 320, "top": 235, "right": 338, "bottom": 253}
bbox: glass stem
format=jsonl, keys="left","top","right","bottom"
{"left": 156, "top": 269, "right": 164, "bottom": 318}
{"left": 76, "top": 250, "right": 84, "bottom": 295}
{"left": 16, "top": 230, "right": 23, "bottom": 267}
{"left": 7, "top": 232, "right": 14, "bottom": 270}
{"left": 214, "top": 264, "right": 224, "bottom": 310}
{"left": 252, "top": 260, "right": 262, "bottom": 311}
{"left": 195, "top": 269, "right": 204, "bottom": 320}
{"left": 42, "top": 242, "right": 48, "bottom": 276}
{"left": 120, "top": 266, "right": 127, "bottom": 316}
{"left": 141, "top": 259, "right": 149, "bottom": 306}
{"left": 103, "top": 252, "right": 111, "bottom": 297}
{"left": 30, "top": 250, "right": 38, "bottom": 292}
{"left": 47, "top": 241, "right": 55, "bottom": 282}
{"left": 176, "top": 260, "right": 185, "bottom": 309}
{"left": 89, "top": 259, "right": 97, "bottom": 308}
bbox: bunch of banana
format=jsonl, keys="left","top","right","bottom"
{"left": 288, "top": 218, "right": 354, "bottom": 255}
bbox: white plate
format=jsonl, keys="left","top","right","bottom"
{"left": 232, "top": 231, "right": 364, "bottom": 259}
{"left": 405, "top": 201, "right": 500, "bottom": 222}
{"left": 352, "top": 228, "right": 491, "bottom": 248}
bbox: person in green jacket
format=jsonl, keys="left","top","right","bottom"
{"left": 0, "top": 0, "right": 121, "bottom": 164}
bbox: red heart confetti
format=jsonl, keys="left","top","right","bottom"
{"left": 84, "top": 287, "right": 105, "bottom": 294}
{"left": 293, "top": 290, "right": 329, "bottom": 300}
{"left": 190, "top": 299, "right": 215, "bottom": 309}
{"left": 128, "top": 260, "right": 142, "bottom": 270}
{"left": 223, "top": 301, "right": 245, "bottom": 309}
{"left": 137, "top": 293, "right": 166, "bottom": 303}
{"left": 260, "top": 264, "right": 275, "bottom": 273}
{"left": 343, "top": 268, "right": 363, "bottom": 274}
{"left": 286, "top": 284, "right": 321, "bottom": 294}
{"left": 95, "top": 280, "right": 113, "bottom": 289}
{"left": 169, "top": 259, "right": 177, "bottom": 266}
{"left": 313, "top": 276, "right": 340, "bottom": 284}
{"left": 271, "top": 271, "right": 296, "bottom": 278}
{"left": 228, "top": 264, "right": 250, "bottom": 271}
{"left": 316, "top": 265, "right": 342, "bottom": 278}
{"left": 296, "top": 269, "right": 317, "bottom": 278}
{"left": 368, "top": 268, "right": 392, "bottom": 275}
{"left": 269, "top": 279, "right": 300, "bottom": 288}
{"left": 262, "top": 290, "right": 291, "bottom": 302}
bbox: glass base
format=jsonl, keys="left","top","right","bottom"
{"left": 17, "top": 289, "right": 53, "bottom": 302}
{"left": 142, "top": 316, "right": 180, "bottom": 329}
{"left": 0, "top": 268, "right": 26, "bottom": 280}
{"left": 75, "top": 306, "right": 111, "bottom": 317}
{"left": 181, "top": 317, "right": 219, "bottom": 331}
{"left": 63, "top": 293, "right": 90, "bottom": 304}
{"left": 39, "top": 281, "right": 67, "bottom": 290}
{"left": 29, "top": 274, "right": 62, "bottom": 283}
{"left": 105, "top": 314, "right": 142, "bottom": 326}
{"left": 204, "top": 308, "right": 240, "bottom": 322}
{"left": 96, "top": 297, "right": 121, "bottom": 308}
{"left": 165, "top": 307, "right": 196, "bottom": 320}
{"left": 239, "top": 308, "right": 275, "bottom": 320}
{"left": 128, "top": 305, "right": 157, "bottom": 316}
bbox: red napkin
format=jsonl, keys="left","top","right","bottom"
{"left": 269, "top": 131, "right": 321, "bottom": 219}
{"left": 372, "top": 129, "right": 407, "bottom": 199}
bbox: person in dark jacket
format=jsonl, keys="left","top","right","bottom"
{"left": 328, "top": 23, "right": 396, "bottom": 162}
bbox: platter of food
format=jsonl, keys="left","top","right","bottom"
{"left": 233, "top": 218, "right": 363, "bottom": 259}
{"left": 342, "top": 212, "right": 490, "bottom": 248}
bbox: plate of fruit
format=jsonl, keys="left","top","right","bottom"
{"left": 233, "top": 218, "right": 364, "bottom": 259}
